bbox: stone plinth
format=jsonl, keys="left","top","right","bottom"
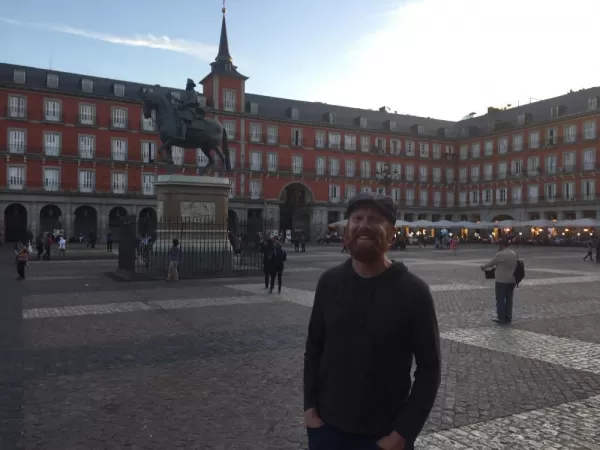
{"left": 151, "top": 175, "right": 234, "bottom": 277}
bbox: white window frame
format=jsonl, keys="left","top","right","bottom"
{"left": 316, "top": 157, "right": 326, "bottom": 176}
{"left": 267, "top": 125, "right": 278, "bottom": 145}
{"left": 82, "top": 78, "right": 94, "bottom": 93}
{"left": 292, "top": 128, "right": 303, "bottom": 146}
{"left": 345, "top": 159, "right": 355, "bottom": 177}
{"left": 79, "top": 104, "right": 95, "bottom": 125}
{"left": 249, "top": 180, "right": 261, "bottom": 199}
{"left": 78, "top": 170, "right": 95, "bottom": 193}
{"left": 142, "top": 142, "right": 156, "bottom": 163}
{"left": 328, "top": 184, "right": 340, "bottom": 203}
{"left": 250, "top": 151, "right": 262, "bottom": 171}
{"left": 344, "top": 135, "right": 356, "bottom": 150}
{"left": 13, "top": 70, "right": 26, "bottom": 83}
{"left": 584, "top": 121, "right": 596, "bottom": 140}
{"left": 142, "top": 173, "right": 156, "bottom": 195}
{"left": 583, "top": 149, "right": 596, "bottom": 171}
{"left": 8, "top": 129, "right": 26, "bottom": 154}
{"left": 44, "top": 132, "right": 61, "bottom": 157}
{"left": 267, "top": 152, "right": 278, "bottom": 172}
{"left": 111, "top": 172, "right": 127, "bottom": 194}
{"left": 111, "top": 138, "right": 127, "bottom": 161}
{"left": 113, "top": 84, "right": 125, "bottom": 97}
{"left": 44, "top": 167, "right": 60, "bottom": 192}
{"left": 223, "top": 90, "right": 236, "bottom": 112}
{"left": 8, "top": 95, "right": 26, "bottom": 118}
{"left": 172, "top": 146, "right": 184, "bottom": 165}
{"left": 111, "top": 108, "right": 127, "bottom": 129}
{"left": 8, "top": 166, "right": 25, "bottom": 190}
{"left": 346, "top": 184, "right": 357, "bottom": 201}
{"left": 141, "top": 110, "right": 155, "bottom": 132}
{"left": 79, "top": 135, "right": 95, "bottom": 159}
{"left": 250, "top": 124, "right": 262, "bottom": 143}
{"left": 44, "top": 99, "right": 61, "bottom": 122}
{"left": 360, "top": 136, "right": 370, "bottom": 152}
{"left": 292, "top": 155, "right": 303, "bottom": 174}
{"left": 329, "top": 158, "right": 340, "bottom": 176}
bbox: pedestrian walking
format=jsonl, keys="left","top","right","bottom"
{"left": 15, "top": 240, "right": 29, "bottom": 280}
{"left": 584, "top": 240, "right": 594, "bottom": 261}
{"left": 480, "top": 238, "right": 520, "bottom": 324}
{"left": 261, "top": 238, "right": 275, "bottom": 289}
{"left": 167, "top": 239, "right": 180, "bottom": 281}
{"left": 268, "top": 239, "right": 286, "bottom": 293}
{"left": 106, "top": 232, "right": 114, "bottom": 252}
{"left": 58, "top": 236, "right": 67, "bottom": 259}
{"left": 303, "top": 192, "right": 441, "bottom": 450}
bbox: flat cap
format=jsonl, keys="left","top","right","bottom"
{"left": 346, "top": 192, "right": 397, "bottom": 225}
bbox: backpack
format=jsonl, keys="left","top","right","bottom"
{"left": 513, "top": 255, "right": 525, "bottom": 287}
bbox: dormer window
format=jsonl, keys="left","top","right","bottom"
{"left": 47, "top": 73, "right": 59, "bottom": 88}
{"left": 248, "top": 101, "right": 259, "bottom": 114}
{"left": 113, "top": 84, "right": 125, "bottom": 97}
{"left": 13, "top": 69, "right": 26, "bottom": 84}
{"left": 389, "top": 121, "right": 396, "bottom": 131}
{"left": 170, "top": 91, "right": 181, "bottom": 100}
{"left": 550, "top": 105, "right": 567, "bottom": 118}
{"left": 517, "top": 113, "right": 526, "bottom": 125}
{"left": 588, "top": 97, "right": 598, "bottom": 110}
{"left": 417, "top": 124, "right": 425, "bottom": 134}
{"left": 82, "top": 78, "right": 94, "bottom": 93}
{"left": 288, "top": 107, "right": 299, "bottom": 120}
{"left": 324, "top": 112, "right": 335, "bottom": 124}
{"left": 359, "top": 116, "right": 367, "bottom": 128}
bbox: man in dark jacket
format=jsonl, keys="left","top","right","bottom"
{"left": 261, "top": 238, "right": 275, "bottom": 289}
{"left": 303, "top": 192, "right": 441, "bottom": 450}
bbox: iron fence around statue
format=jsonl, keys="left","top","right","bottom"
{"left": 116, "top": 216, "right": 274, "bottom": 280}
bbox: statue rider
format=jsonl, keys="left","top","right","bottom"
{"left": 172, "top": 78, "right": 206, "bottom": 139}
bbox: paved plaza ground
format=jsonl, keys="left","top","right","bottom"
{"left": 1, "top": 243, "right": 600, "bottom": 449}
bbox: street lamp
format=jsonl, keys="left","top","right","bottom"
{"left": 376, "top": 164, "right": 398, "bottom": 196}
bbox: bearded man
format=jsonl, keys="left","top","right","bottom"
{"left": 303, "top": 192, "right": 441, "bottom": 450}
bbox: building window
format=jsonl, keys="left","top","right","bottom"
{"left": 112, "top": 173, "right": 126, "bottom": 194}
{"left": 44, "top": 100, "right": 61, "bottom": 122}
{"left": 228, "top": 149, "right": 236, "bottom": 170}
{"left": 360, "top": 161, "right": 370, "bottom": 178}
{"left": 223, "top": 121, "right": 236, "bottom": 140}
{"left": 419, "top": 142, "right": 429, "bottom": 158}
{"left": 250, "top": 180, "right": 261, "bottom": 199}
{"left": 223, "top": 90, "right": 236, "bottom": 112}
{"left": 528, "top": 185, "right": 539, "bottom": 204}
{"left": 8, "top": 129, "right": 25, "bottom": 154}
{"left": 250, "top": 124, "right": 262, "bottom": 143}
{"left": 460, "top": 145, "right": 468, "bottom": 160}
{"left": 359, "top": 117, "right": 367, "bottom": 128}
{"left": 345, "top": 160, "right": 355, "bottom": 177}
{"left": 470, "top": 165, "right": 480, "bottom": 182}
{"left": 459, "top": 192, "right": 467, "bottom": 206}
{"left": 44, "top": 132, "right": 61, "bottom": 156}
{"left": 433, "top": 191, "right": 441, "bottom": 207}
{"left": 44, "top": 168, "right": 60, "bottom": 191}
{"left": 267, "top": 152, "right": 278, "bottom": 172}
{"left": 546, "top": 128, "right": 557, "bottom": 145}
{"left": 229, "top": 179, "right": 235, "bottom": 198}
{"left": 564, "top": 125, "right": 576, "bottom": 143}
{"left": 111, "top": 108, "right": 127, "bottom": 128}
{"left": 141, "top": 111, "right": 155, "bottom": 131}
{"left": 142, "top": 173, "right": 156, "bottom": 195}
{"left": 446, "top": 192, "right": 455, "bottom": 207}
{"left": 498, "top": 162, "right": 507, "bottom": 179}
{"left": 545, "top": 155, "right": 556, "bottom": 174}
{"left": 390, "top": 140, "right": 401, "bottom": 155}
{"left": 563, "top": 151, "right": 576, "bottom": 171}
{"left": 360, "top": 136, "right": 370, "bottom": 152}
{"left": 484, "top": 140, "right": 493, "bottom": 156}
{"left": 267, "top": 125, "right": 278, "bottom": 144}
{"left": 584, "top": 121, "right": 596, "bottom": 140}
{"left": 405, "top": 165, "right": 414, "bottom": 181}
{"left": 8, "top": 95, "right": 26, "bottom": 118}
{"left": 512, "top": 186, "right": 522, "bottom": 204}
{"left": 315, "top": 131, "right": 325, "bottom": 148}
{"left": 45, "top": 73, "right": 58, "bottom": 88}
{"left": 445, "top": 168, "right": 454, "bottom": 183}
{"left": 79, "top": 135, "right": 95, "bottom": 159}
{"left": 316, "top": 157, "right": 326, "bottom": 176}
{"left": 172, "top": 146, "right": 184, "bottom": 165}
{"left": 433, "top": 143, "right": 441, "bottom": 159}
{"left": 405, "top": 188, "right": 415, "bottom": 206}
{"left": 471, "top": 142, "right": 481, "bottom": 158}
{"left": 419, "top": 165, "right": 428, "bottom": 182}
{"left": 79, "top": 170, "right": 95, "bottom": 193}
{"left": 563, "top": 181, "right": 574, "bottom": 201}
{"left": 583, "top": 149, "right": 596, "bottom": 170}
{"left": 79, "top": 104, "right": 95, "bottom": 125}
{"left": 419, "top": 190, "right": 428, "bottom": 207}
{"left": 545, "top": 183, "right": 556, "bottom": 202}
{"left": 583, "top": 180, "right": 595, "bottom": 200}
{"left": 292, "top": 129, "right": 303, "bottom": 146}
{"left": 405, "top": 141, "right": 415, "bottom": 156}
{"left": 512, "top": 134, "right": 523, "bottom": 151}
{"left": 13, "top": 70, "right": 26, "bottom": 83}
{"left": 112, "top": 139, "right": 127, "bottom": 161}
{"left": 113, "top": 84, "right": 125, "bottom": 97}
{"left": 292, "top": 155, "right": 303, "bottom": 174}
{"left": 511, "top": 160, "right": 523, "bottom": 176}
{"left": 345, "top": 135, "right": 356, "bottom": 150}
{"left": 589, "top": 97, "right": 598, "bottom": 110}
{"left": 346, "top": 184, "right": 357, "bottom": 200}
{"left": 250, "top": 151, "right": 262, "bottom": 171}
{"left": 8, "top": 166, "right": 25, "bottom": 190}
{"left": 196, "top": 149, "right": 209, "bottom": 167}
{"left": 328, "top": 133, "right": 341, "bottom": 149}
{"left": 329, "top": 158, "right": 340, "bottom": 176}
{"left": 529, "top": 131, "right": 540, "bottom": 149}
{"left": 527, "top": 156, "right": 540, "bottom": 174}
{"left": 459, "top": 167, "right": 467, "bottom": 183}
{"left": 498, "top": 137, "right": 508, "bottom": 154}
{"left": 329, "top": 185, "right": 340, "bottom": 203}
{"left": 82, "top": 78, "right": 94, "bottom": 92}
{"left": 142, "top": 142, "right": 156, "bottom": 163}
{"left": 482, "top": 188, "right": 492, "bottom": 205}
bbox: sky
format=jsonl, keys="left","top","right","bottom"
{"left": 2, "top": 0, "right": 600, "bottom": 121}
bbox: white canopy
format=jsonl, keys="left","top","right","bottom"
{"left": 430, "top": 220, "right": 456, "bottom": 228}
{"left": 554, "top": 218, "right": 598, "bottom": 228}
{"left": 496, "top": 220, "right": 523, "bottom": 228}
{"left": 411, "top": 220, "right": 435, "bottom": 228}
{"left": 523, "top": 219, "right": 555, "bottom": 228}
{"left": 395, "top": 220, "right": 413, "bottom": 227}
{"left": 328, "top": 219, "right": 347, "bottom": 227}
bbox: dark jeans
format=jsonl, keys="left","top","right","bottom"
{"left": 495, "top": 282, "right": 516, "bottom": 322}
{"left": 107, "top": 242, "right": 113, "bottom": 251}
{"left": 307, "top": 423, "right": 414, "bottom": 450}
{"left": 269, "top": 266, "right": 283, "bottom": 291}
{"left": 264, "top": 267, "right": 270, "bottom": 288}
{"left": 16, "top": 261, "right": 26, "bottom": 279}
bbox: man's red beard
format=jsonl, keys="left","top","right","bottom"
{"left": 344, "top": 228, "right": 388, "bottom": 263}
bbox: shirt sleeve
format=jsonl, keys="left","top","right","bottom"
{"left": 481, "top": 253, "right": 501, "bottom": 269}
{"left": 303, "top": 274, "right": 328, "bottom": 411}
{"left": 393, "top": 282, "right": 441, "bottom": 442}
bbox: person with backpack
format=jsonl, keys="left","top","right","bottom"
{"left": 269, "top": 239, "right": 287, "bottom": 294}
{"left": 480, "top": 238, "right": 524, "bottom": 324}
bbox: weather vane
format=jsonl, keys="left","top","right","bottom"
{"left": 222, "top": 0, "right": 226, "bottom": 13}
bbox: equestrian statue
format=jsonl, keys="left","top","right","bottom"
{"left": 139, "top": 79, "right": 231, "bottom": 176}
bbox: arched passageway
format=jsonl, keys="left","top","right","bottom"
{"left": 74, "top": 205, "right": 98, "bottom": 238}
{"left": 138, "top": 207, "right": 157, "bottom": 237}
{"left": 108, "top": 206, "right": 128, "bottom": 241}
{"left": 4, "top": 203, "right": 28, "bottom": 242}
{"left": 39, "top": 204, "right": 62, "bottom": 235}
{"left": 279, "top": 183, "right": 313, "bottom": 233}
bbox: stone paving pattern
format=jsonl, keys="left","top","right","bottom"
{"left": 2, "top": 244, "right": 600, "bottom": 449}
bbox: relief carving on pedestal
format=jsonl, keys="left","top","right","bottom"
{"left": 180, "top": 201, "right": 216, "bottom": 218}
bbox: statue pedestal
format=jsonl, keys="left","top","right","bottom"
{"left": 151, "top": 175, "right": 233, "bottom": 277}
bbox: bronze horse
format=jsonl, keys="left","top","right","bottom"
{"left": 139, "top": 88, "right": 231, "bottom": 176}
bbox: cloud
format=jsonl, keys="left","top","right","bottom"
{"left": 307, "top": 0, "right": 600, "bottom": 120}
{"left": 0, "top": 17, "right": 218, "bottom": 61}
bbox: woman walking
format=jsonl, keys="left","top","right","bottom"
{"left": 16, "top": 240, "right": 29, "bottom": 280}
{"left": 269, "top": 239, "right": 287, "bottom": 293}
{"left": 261, "top": 238, "right": 276, "bottom": 289}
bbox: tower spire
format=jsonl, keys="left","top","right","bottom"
{"left": 207, "top": 1, "right": 247, "bottom": 80}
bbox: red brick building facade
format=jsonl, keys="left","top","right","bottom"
{"left": 1, "top": 12, "right": 599, "bottom": 242}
